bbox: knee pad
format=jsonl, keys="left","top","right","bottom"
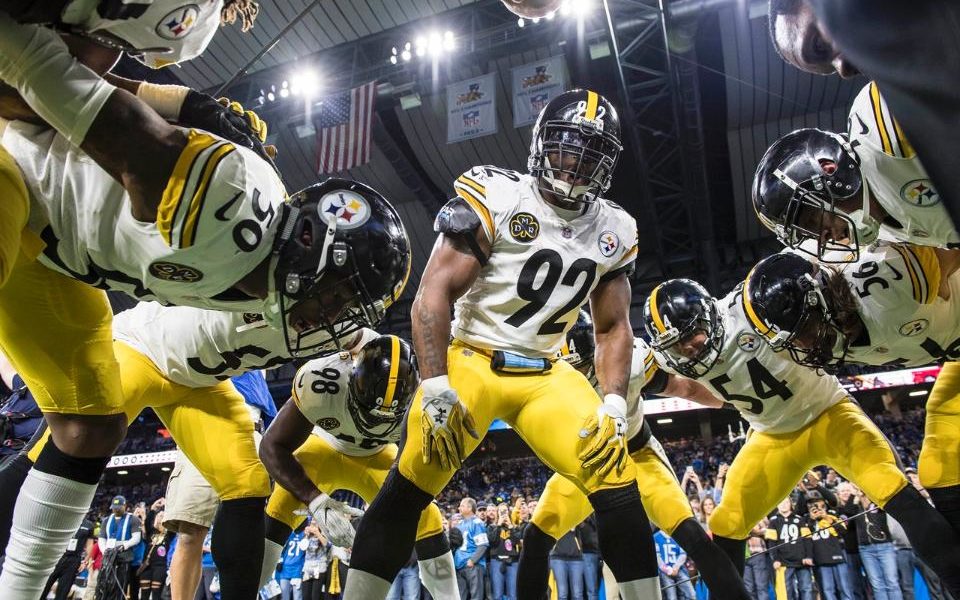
{"left": 711, "top": 534, "right": 747, "bottom": 576}
{"left": 351, "top": 469, "right": 433, "bottom": 581}
{"left": 588, "top": 484, "right": 658, "bottom": 581}
{"left": 521, "top": 523, "right": 556, "bottom": 559}
{"left": 413, "top": 531, "right": 450, "bottom": 561}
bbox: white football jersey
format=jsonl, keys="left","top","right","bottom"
{"left": 292, "top": 354, "right": 398, "bottom": 457}
{"left": 832, "top": 243, "right": 960, "bottom": 367}
{"left": 3, "top": 122, "right": 285, "bottom": 313}
{"left": 848, "top": 83, "right": 959, "bottom": 248}
{"left": 61, "top": 0, "right": 223, "bottom": 68}
{"left": 112, "top": 301, "right": 381, "bottom": 388}
{"left": 659, "top": 289, "right": 848, "bottom": 434}
{"left": 622, "top": 338, "right": 667, "bottom": 440}
{"left": 450, "top": 166, "right": 638, "bottom": 357}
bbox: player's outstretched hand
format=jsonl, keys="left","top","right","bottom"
{"left": 578, "top": 394, "right": 629, "bottom": 478}
{"left": 308, "top": 493, "right": 357, "bottom": 548}
{"left": 420, "top": 376, "right": 479, "bottom": 471}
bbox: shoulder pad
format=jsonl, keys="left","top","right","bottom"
{"left": 434, "top": 197, "right": 483, "bottom": 235}
{"left": 848, "top": 82, "right": 915, "bottom": 158}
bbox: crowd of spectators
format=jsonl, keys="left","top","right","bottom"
{"left": 32, "top": 405, "right": 938, "bottom": 600}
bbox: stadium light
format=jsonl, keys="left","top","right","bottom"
{"left": 565, "top": 0, "right": 592, "bottom": 17}
{"left": 910, "top": 390, "right": 929, "bottom": 397}
{"left": 443, "top": 30, "right": 455, "bottom": 51}
{"left": 401, "top": 48, "right": 412, "bottom": 61}
{"left": 517, "top": 17, "right": 525, "bottom": 27}
{"left": 290, "top": 69, "right": 319, "bottom": 97}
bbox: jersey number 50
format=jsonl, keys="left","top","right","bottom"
{"left": 505, "top": 249, "right": 597, "bottom": 335}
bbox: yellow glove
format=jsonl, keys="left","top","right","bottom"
{"left": 218, "top": 97, "right": 268, "bottom": 142}
{"left": 419, "top": 376, "right": 479, "bottom": 470}
{"left": 578, "top": 394, "right": 629, "bottom": 478}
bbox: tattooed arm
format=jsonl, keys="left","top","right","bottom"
{"left": 589, "top": 273, "right": 633, "bottom": 398}
{"left": 412, "top": 229, "right": 489, "bottom": 379}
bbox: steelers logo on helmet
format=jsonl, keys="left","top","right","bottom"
{"left": 318, "top": 190, "right": 371, "bottom": 230}
{"left": 156, "top": 5, "right": 200, "bottom": 40}
{"left": 900, "top": 179, "right": 940, "bottom": 207}
{"left": 598, "top": 230, "right": 619, "bottom": 257}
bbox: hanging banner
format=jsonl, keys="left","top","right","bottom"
{"left": 447, "top": 73, "right": 497, "bottom": 143}
{"left": 511, "top": 55, "right": 568, "bottom": 128}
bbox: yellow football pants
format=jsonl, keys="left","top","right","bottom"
{"left": 266, "top": 435, "right": 444, "bottom": 540}
{"left": 532, "top": 438, "right": 692, "bottom": 539}
{"left": 709, "top": 400, "right": 907, "bottom": 539}
{"left": 28, "top": 341, "right": 269, "bottom": 500}
{"left": 398, "top": 342, "right": 637, "bottom": 498}
{"left": 0, "top": 141, "right": 122, "bottom": 417}
{"left": 920, "top": 361, "right": 960, "bottom": 489}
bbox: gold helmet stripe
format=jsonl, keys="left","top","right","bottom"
{"left": 648, "top": 285, "right": 667, "bottom": 334}
{"left": 586, "top": 90, "right": 599, "bottom": 121}
{"left": 742, "top": 267, "right": 775, "bottom": 340}
{"left": 381, "top": 336, "right": 402, "bottom": 409}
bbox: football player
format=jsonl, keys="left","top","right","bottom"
{"left": 516, "top": 311, "right": 751, "bottom": 599}
{"left": 342, "top": 89, "right": 661, "bottom": 599}
{"left": 0, "top": 215, "right": 403, "bottom": 599}
{"left": 642, "top": 278, "right": 960, "bottom": 595}
{"left": 753, "top": 116, "right": 958, "bottom": 262}
{"left": 741, "top": 248, "right": 960, "bottom": 535}
{"left": 258, "top": 335, "right": 461, "bottom": 599}
{"left": 1, "top": 0, "right": 258, "bottom": 69}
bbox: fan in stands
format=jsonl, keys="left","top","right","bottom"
{"left": 500, "top": 0, "right": 563, "bottom": 18}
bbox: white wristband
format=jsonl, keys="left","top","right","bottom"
{"left": 136, "top": 83, "right": 191, "bottom": 120}
{"left": 421, "top": 375, "right": 451, "bottom": 397}
{"left": 602, "top": 393, "right": 628, "bottom": 415}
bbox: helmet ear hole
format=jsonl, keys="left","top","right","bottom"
{"left": 818, "top": 159, "right": 838, "bottom": 175}
{"left": 299, "top": 218, "right": 314, "bottom": 247}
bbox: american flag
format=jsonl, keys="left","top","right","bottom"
{"left": 316, "top": 80, "right": 377, "bottom": 174}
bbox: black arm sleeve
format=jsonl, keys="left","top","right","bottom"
{"left": 434, "top": 197, "right": 488, "bottom": 266}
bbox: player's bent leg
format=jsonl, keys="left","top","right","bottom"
{"left": 822, "top": 401, "right": 960, "bottom": 595}
{"left": 634, "top": 442, "right": 750, "bottom": 599}
{"left": 508, "top": 361, "right": 659, "bottom": 598}
{"left": 518, "top": 471, "right": 593, "bottom": 600}
{"left": 0, "top": 259, "right": 123, "bottom": 598}
{"left": 166, "top": 522, "right": 208, "bottom": 600}
{"left": 155, "top": 383, "right": 270, "bottom": 600}
{"left": 709, "top": 428, "right": 810, "bottom": 575}
{"left": 0, "top": 141, "right": 28, "bottom": 289}
{"left": 921, "top": 361, "right": 960, "bottom": 533}
{"left": 345, "top": 346, "right": 500, "bottom": 600}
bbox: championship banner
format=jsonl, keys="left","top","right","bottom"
{"left": 447, "top": 73, "right": 497, "bottom": 144}
{"left": 511, "top": 55, "right": 567, "bottom": 128}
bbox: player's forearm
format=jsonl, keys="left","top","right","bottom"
{"left": 664, "top": 375, "right": 724, "bottom": 408}
{"left": 593, "top": 318, "right": 632, "bottom": 398}
{"left": 259, "top": 439, "right": 323, "bottom": 506}
{"left": 412, "top": 287, "right": 452, "bottom": 380}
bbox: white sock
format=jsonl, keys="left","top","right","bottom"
{"left": 259, "top": 538, "right": 284, "bottom": 588}
{"left": 618, "top": 576, "right": 664, "bottom": 600}
{"left": 0, "top": 468, "right": 97, "bottom": 599}
{"left": 418, "top": 552, "right": 460, "bottom": 600}
{"left": 341, "top": 569, "right": 392, "bottom": 600}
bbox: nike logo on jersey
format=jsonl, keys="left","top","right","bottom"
{"left": 215, "top": 191, "right": 244, "bottom": 222}
{"left": 855, "top": 114, "right": 869, "bottom": 136}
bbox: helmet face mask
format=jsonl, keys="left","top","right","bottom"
{"left": 644, "top": 281, "right": 725, "bottom": 379}
{"left": 269, "top": 179, "right": 411, "bottom": 357}
{"left": 529, "top": 90, "right": 623, "bottom": 206}
{"left": 347, "top": 336, "right": 419, "bottom": 438}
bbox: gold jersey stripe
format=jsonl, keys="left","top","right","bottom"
{"left": 869, "top": 82, "right": 895, "bottom": 156}
{"left": 903, "top": 244, "right": 940, "bottom": 304}
{"left": 457, "top": 175, "right": 486, "bottom": 198}
{"left": 892, "top": 244, "right": 923, "bottom": 303}
{"left": 180, "top": 143, "right": 236, "bottom": 248}
{"left": 157, "top": 130, "right": 219, "bottom": 246}
{"left": 586, "top": 90, "right": 599, "bottom": 121}
{"left": 892, "top": 119, "right": 916, "bottom": 159}
{"left": 382, "top": 336, "right": 402, "bottom": 409}
{"left": 455, "top": 187, "right": 495, "bottom": 237}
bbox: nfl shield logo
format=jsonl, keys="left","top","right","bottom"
{"left": 463, "top": 110, "right": 481, "bottom": 128}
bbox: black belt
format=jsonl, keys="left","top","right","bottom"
{"left": 627, "top": 420, "right": 653, "bottom": 454}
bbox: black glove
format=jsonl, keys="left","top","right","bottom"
{"left": 178, "top": 91, "right": 280, "bottom": 175}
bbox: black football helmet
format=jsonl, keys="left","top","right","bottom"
{"left": 529, "top": 89, "right": 622, "bottom": 206}
{"left": 643, "top": 279, "right": 724, "bottom": 378}
{"left": 348, "top": 335, "right": 419, "bottom": 439}
{"left": 744, "top": 252, "right": 847, "bottom": 371}
{"left": 560, "top": 310, "right": 596, "bottom": 381}
{"left": 753, "top": 128, "right": 877, "bottom": 262}
{"left": 269, "top": 179, "right": 412, "bottom": 357}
